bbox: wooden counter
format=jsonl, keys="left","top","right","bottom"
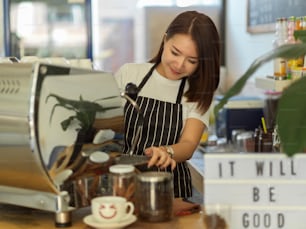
{"left": 0, "top": 204, "right": 207, "bottom": 229}
{"left": 0, "top": 149, "right": 208, "bottom": 229}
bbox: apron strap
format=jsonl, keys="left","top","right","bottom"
{"left": 138, "top": 63, "right": 187, "bottom": 104}
{"left": 176, "top": 77, "right": 186, "bottom": 104}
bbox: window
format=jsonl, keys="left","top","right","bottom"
{"left": 5, "top": 0, "right": 91, "bottom": 59}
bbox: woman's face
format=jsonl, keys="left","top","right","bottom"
{"left": 157, "top": 33, "right": 199, "bottom": 80}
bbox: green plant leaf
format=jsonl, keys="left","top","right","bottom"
{"left": 46, "top": 93, "right": 121, "bottom": 132}
{"left": 214, "top": 43, "right": 306, "bottom": 117}
{"left": 294, "top": 30, "right": 306, "bottom": 43}
{"left": 61, "top": 116, "right": 75, "bottom": 131}
{"left": 277, "top": 77, "right": 306, "bottom": 156}
{"left": 214, "top": 43, "right": 306, "bottom": 156}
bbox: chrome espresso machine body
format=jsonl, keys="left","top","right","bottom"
{"left": 0, "top": 62, "right": 123, "bottom": 226}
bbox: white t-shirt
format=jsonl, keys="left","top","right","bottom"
{"left": 114, "top": 63, "right": 210, "bottom": 129}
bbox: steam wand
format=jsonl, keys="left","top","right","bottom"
{"left": 120, "top": 83, "right": 143, "bottom": 156}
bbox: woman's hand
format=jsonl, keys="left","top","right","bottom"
{"left": 144, "top": 146, "right": 176, "bottom": 170}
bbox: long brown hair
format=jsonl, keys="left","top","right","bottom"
{"left": 150, "top": 11, "right": 220, "bottom": 114}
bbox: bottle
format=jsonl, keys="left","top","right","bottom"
{"left": 295, "top": 16, "right": 302, "bottom": 31}
{"left": 273, "top": 18, "right": 288, "bottom": 79}
{"left": 294, "top": 16, "right": 304, "bottom": 67}
{"left": 286, "top": 16, "right": 296, "bottom": 79}
{"left": 109, "top": 164, "right": 136, "bottom": 202}
{"left": 287, "top": 16, "right": 296, "bottom": 43}
{"left": 302, "top": 16, "right": 306, "bottom": 30}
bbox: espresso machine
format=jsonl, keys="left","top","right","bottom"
{"left": 0, "top": 62, "right": 126, "bottom": 226}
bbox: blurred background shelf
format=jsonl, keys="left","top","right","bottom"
{"left": 255, "top": 77, "right": 292, "bottom": 92}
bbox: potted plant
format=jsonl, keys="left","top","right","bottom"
{"left": 214, "top": 33, "right": 306, "bottom": 157}
{"left": 46, "top": 93, "right": 120, "bottom": 165}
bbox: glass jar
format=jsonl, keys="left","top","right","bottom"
{"left": 109, "top": 164, "right": 136, "bottom": 202}
{"left": 259, "top": 130, "right": 273, "bottom": 152}
{"left": 135, "top": 172, "right": 174, "bottom": 222}
{"left": 263, "top": 91, "right": 281, "bottom": 130}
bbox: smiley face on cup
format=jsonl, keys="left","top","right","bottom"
{"left": 98, "top": 203, "right": 117, "bottom": 219}
{"left": 91, "top": 196, "right": 134, "bottom": 223}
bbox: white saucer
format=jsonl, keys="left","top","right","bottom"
{"left": 83, "top": 214, "right": 137, "bottom": 229}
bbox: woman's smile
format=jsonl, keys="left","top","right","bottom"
{"left": 170, "top": 66, "right": 182, "bottom": 75}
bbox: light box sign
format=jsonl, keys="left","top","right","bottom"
{"left": 204, "top": 153, "right": 306, "bottom": 229}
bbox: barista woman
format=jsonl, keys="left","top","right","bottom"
{"left": 115, "top": 11, "right": 220, "bottom": 198}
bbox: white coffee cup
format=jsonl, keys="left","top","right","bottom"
{"left": 91, "top": 196, "right": 134, "bottom": 223}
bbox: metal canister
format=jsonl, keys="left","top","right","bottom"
{"left": 135, "top": 171, "right": 173, "bottom": 222}
{"left": 109, "top": 164, "right": 136, "bottom": 202}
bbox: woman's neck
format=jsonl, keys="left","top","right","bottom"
{"left": 155, "top": 63, "right": 168, "bottom": 79}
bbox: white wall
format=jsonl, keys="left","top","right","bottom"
{"left": 225, "top": 0, "right": 274, "bottom": 95}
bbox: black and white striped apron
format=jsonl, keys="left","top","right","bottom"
{"left": 123, "top": 65, "right": 192, "bottom": 198}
